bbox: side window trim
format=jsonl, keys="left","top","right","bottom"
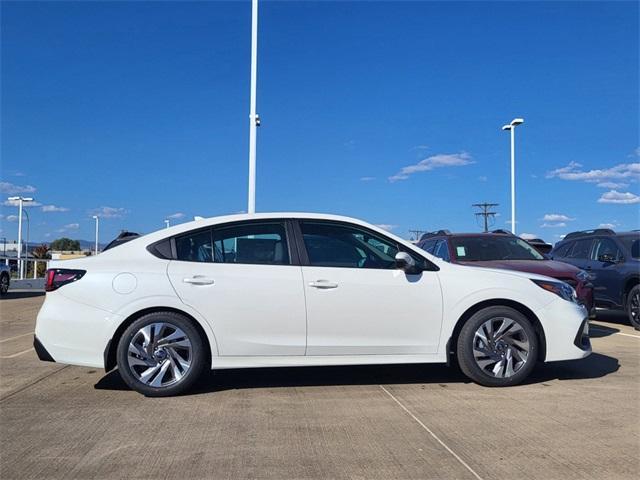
{"left": 293, "top": 219, "right": 438, "bottom": 271}
{"left": 161, "top": 219, "right": 299, "bottom": 266}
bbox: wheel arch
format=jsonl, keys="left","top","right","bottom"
{"left": 446, "top": 298, "right": 547, "bottom": 365}
{"left": 623, "top": 276, "right": 640, "bottom": 303}
{"left": 104, "top": 306, "right": 213, "bottom": 372}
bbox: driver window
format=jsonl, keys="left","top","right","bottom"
{"left": 591, "top": 238, "right": 621, "bottom": 262}
{"left": 300, "top": 221, "right": 401, "bottom": 269}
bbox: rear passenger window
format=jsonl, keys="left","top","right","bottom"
{"left": 212, "top": 222, "right": 289, "bottom": 265}
{"left": 553, "top": 242, "right": 573, "bottom": 258}
{"left": 568, "top": 239, "right": 593, "bottom": 259}
{"left": 176, "top": 229, "right": 213, "bottom": 263}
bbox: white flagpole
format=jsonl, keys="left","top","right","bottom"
{"left": 247, "top": 0, "right": 259, "bottom": 214}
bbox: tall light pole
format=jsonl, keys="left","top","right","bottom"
{"left": 7, "top": 196, "right": 34, "bottom": 280}
{"left": 501, "top": 118, "right": 524, "bottom": 234}
{"left": 164, "top": 219, "right": 170, "bottom": 229}
{"left": 247, "top": 0, "right": 260, "bottom": 214}
{"left": 23, "top": 208, "right": 30, "bottom": 278}
{"left": 92, "top": 215, "right": 99, "bottom": 255}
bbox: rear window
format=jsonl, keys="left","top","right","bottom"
{"left": 567, "top": 239, "right": 592, "bottom": 259}
{"left": 620, "top": 235, "right": 640, "bottom": 259}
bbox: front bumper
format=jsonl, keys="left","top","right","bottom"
{"left": 536, "top": 299, "right": 592, "bottom": 362}
{"left": 33, "top": 336, "right": 55, "bottom": 362}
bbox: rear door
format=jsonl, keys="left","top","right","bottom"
{"left": 167, "top": 220, "right": 306, "bottom": 356}
{"left": 561, "top": 238, "right": 594, "bottom": 270}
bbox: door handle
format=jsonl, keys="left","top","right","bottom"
{"left": 183, "top": 276, "right": 215, "bottom": 286}
{"left": 308, "top": 280, "right": 338, "bottom": 289}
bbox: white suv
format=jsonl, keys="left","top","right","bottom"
{"left": 35, "top": 213, "right": 591, "bottom": 396}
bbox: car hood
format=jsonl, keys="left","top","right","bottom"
{"left": 456, "top": 259, "right": 579, "bottom": 279}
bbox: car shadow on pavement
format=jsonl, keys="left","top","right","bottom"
{"left": 94, "top": 352, "right": 619, "bottom": 395}
{"left": 0, "top": 290, "right": 45, "bottom": 300}
{"left": 588, "top": 324, "right": 620, "bottom": 338}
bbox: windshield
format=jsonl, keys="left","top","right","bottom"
{"left": 620, "top": 235, "right": 640, "bottom": 259}
{"left": 451, "top": 236, "right": 545, "bottom": 261}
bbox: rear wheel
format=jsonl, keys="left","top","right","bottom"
{"left": 626, "top": 285, "right": 640, "bottom": 330}
{"left": 457, "top": 306, "right": 538, "bottom": 387}
{"left": 0, "top": 273, "right": 9, "bottom": 295}
{"left": 116, "top": 312, "right": 206, "bottom": 396}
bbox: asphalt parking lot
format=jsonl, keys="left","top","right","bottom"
{"left": 1, "top": 292, "right": 639, "bottom": 480}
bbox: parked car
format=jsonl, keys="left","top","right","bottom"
{"left": 0, "top": 263, "right": 10, "bottom": 295}
{"left": 35, "top": 213, "right": 591, "bottom": 396}
{"left": 550, "top": 229, "right": 640, "bottom": 329}
{"left": 417, "top": 230, "right": 594, "bottom": 313}
{"left": 525, "top": 237, "right": 553, "bottom": 255}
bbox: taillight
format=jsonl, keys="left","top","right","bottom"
{"left": 44, "top": 269, "right": 86, "bottom": 292}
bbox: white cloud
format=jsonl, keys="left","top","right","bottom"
{"left": 519, "top": 233, "right": 538, "bottom": 240}
{"left": 57, "top": 223, "right": 80, "bottom": 233}
{"left": 541, "top": 213, "right": 574, "bottom": 222}
{"left": 478, "top": 176, "right": 488, "bottom": 182}
{"left": 630, "top": 147, "right": 640, "bottom": 158}
{"left": 597, "top": 181, "right": 629, "bottom": 189}
{"left": 5, "top": 215, "right": 18, "bottom": 222}
{"left": 541, "top": 222, "right": 567, "bottom": 228}
{"left": 90, "top": 206, "right": 127, "bottom": 218}
{"left": 360, "top": 176, "right": 376, "bottom": 182}
{"left": 0, "top": 181, "right": 36, "bottom": 195}
{"left": 167, "top": 212, "right": 185, "bottom": 219}
{"left": 42, "top": 205, "right": 69, "bottom": 213}
{"left": 597, "top": 190, "right": 640, "bottom": 205}
{"left": 546, "top": 161, "right": 640, "bottom": 183}
{"left": 598, "top": 223, "right": 618, "bottom": 229}
{"left": 389, "top": 152, "right": 474, "bottom": 182}
{"left": 374, "top": 224, "right": 398, "bottom": 231}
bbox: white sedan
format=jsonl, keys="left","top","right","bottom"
{"left": 35, "top": 213, "right": 591, "bottom": 396}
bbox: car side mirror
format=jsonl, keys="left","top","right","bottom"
{"left": 395, "top": 251, "right": 421, "bottom": 274}
{"left": 598, "top": 253, "right": 617, "bottom": 264}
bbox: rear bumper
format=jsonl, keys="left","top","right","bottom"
{"left": 35, "top": 292, "right": 122, "bottom": 369}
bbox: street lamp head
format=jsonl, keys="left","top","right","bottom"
{"left": 511, "top": 118, "right": 524, "bottom": 126}
{"left": 92, "top": 215, "right": 98, "bottom": 220}
{"left": 7, "top": 196, "right": 20, "bottom": 201}
{"left": 501, "top": 125, "right": 512, "bottom": 131}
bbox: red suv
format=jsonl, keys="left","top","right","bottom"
{"left": 417, "top": 230, "right": 594, "bottom": 313}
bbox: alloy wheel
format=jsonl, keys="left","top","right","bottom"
{"left": 0, "top": 275, "right": 9, "bottom": 294}
{"left": 472, "top": 317, "right": 530, "bottom": 378}
{"left": 127, "top": 322, "right": 192, "bottom": 387}
{"left": 630, "top": 290, "right": 640, "bottom": 324}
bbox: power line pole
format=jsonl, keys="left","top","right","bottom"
{"left": 473, "top": 203, "right": 499, "bottom": 232}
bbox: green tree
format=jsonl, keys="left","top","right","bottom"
{"left": 49, "top": 238, "right": 80, "bottom": 251}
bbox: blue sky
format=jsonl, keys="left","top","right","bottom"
{"left": 1, "top": 0, "right": 638, "bottom": 245}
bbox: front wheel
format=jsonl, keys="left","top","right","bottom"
{"left": 626, "top": 285, "right": 640, "bottom": 330}
{"left": 0, "top": 273, "right": 9, "bottom": 295}
{"left": 456, "top": 306, "right": 538, "bottom": 387}
{"left": 116, "top": 312, "right": 206, "bottom": 396}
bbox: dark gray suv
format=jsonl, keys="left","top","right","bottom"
{"left": 550, "top": 229, "right": 640, "bottom": 329}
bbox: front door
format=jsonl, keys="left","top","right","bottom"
{"left": 167, "top": 221, "right": 306, "bottom": 356}
{"left": 297, "top": 220, "right": 443, "bottom": 355}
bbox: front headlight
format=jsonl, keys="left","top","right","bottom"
{"left": 532, "top": 279, "right": 578, "bottom": 303}
{"left": 576, "top": 270, "right": 594, "bottom": 282}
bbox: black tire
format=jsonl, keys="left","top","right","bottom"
{"left": 116, "top": 311, "right": 206, "bottom": 397}
{"left": 0, "top": 273, "right": 9, "bottom": 295}
{"left": 456, "top": 306, "right": 538, "bottom": 387}
{"left": 626, "top": 285, "right": 640, "bottom": 330}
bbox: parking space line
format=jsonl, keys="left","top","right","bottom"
{"left": 0, "top": 332, "right": 33, "bottom": 344}
{"left": 0, "top": 348, "right": 34, "bottom": 359}
{"left": 379, "top": 385, "right": 484, "bottom": 480}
